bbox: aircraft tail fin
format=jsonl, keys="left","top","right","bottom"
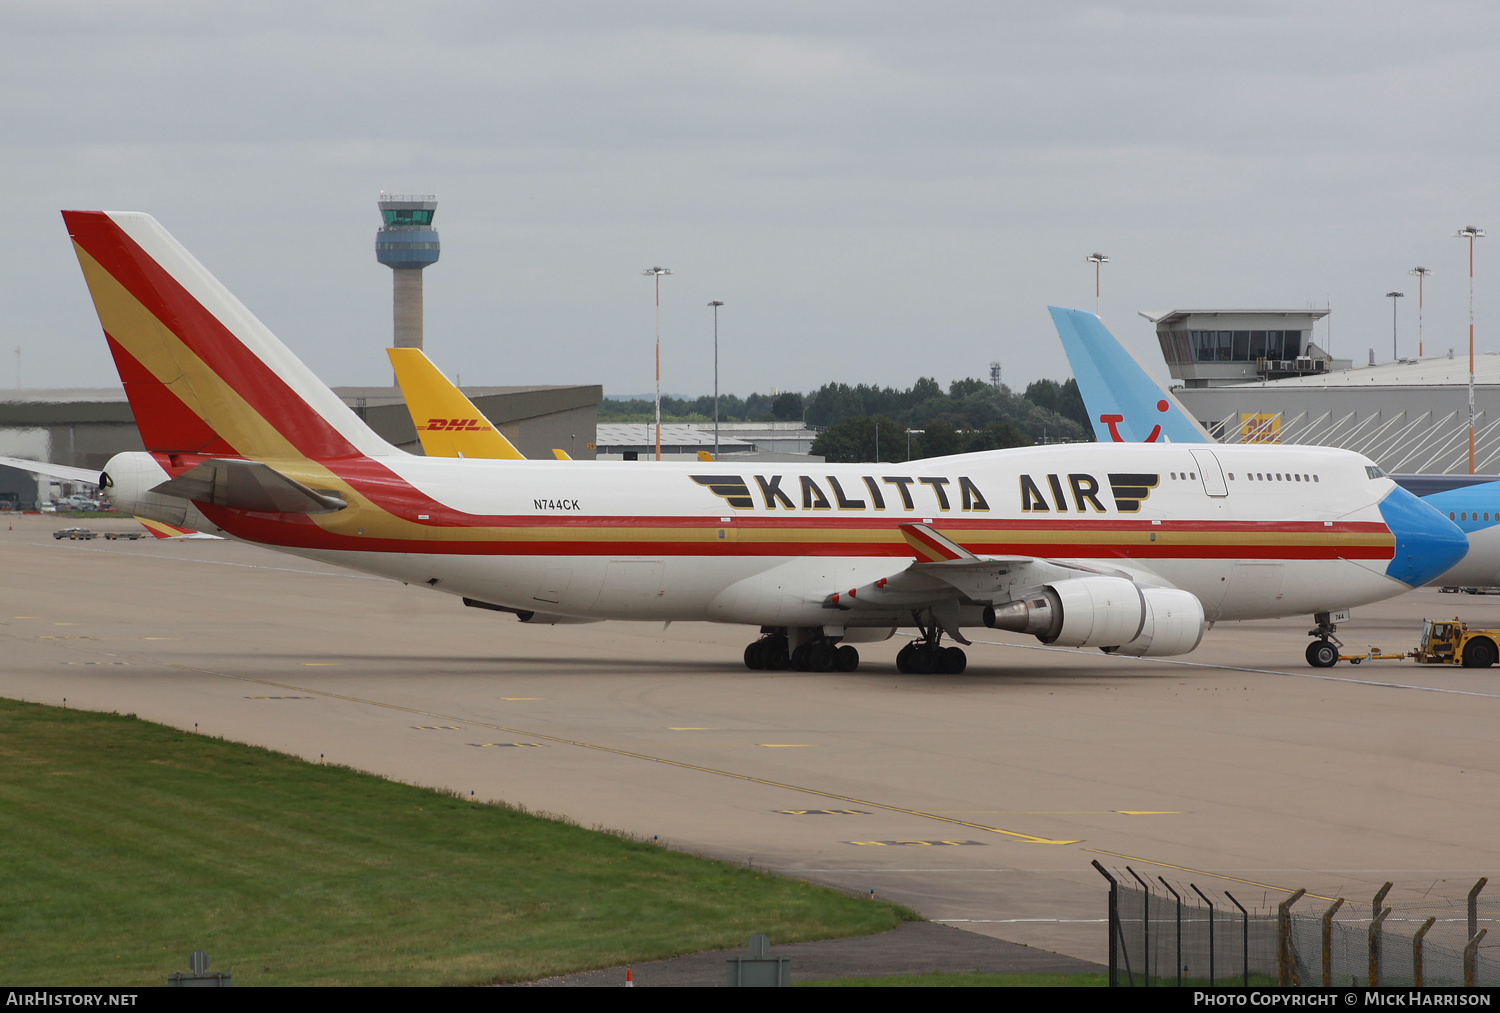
{"left": 61, "top": 211, "right": 394, "bottom": 462}
{"left": 1047, "top": 307, "right": 1214, "bottom": 445}
{"left": 387, "top": 347, "right": 527, "bottom": 460}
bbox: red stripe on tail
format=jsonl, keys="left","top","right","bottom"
{"left": 63, "top": 211, "right": 362, "bottom": 462}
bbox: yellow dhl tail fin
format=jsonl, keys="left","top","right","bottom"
{"left": 387, "top": 348, "right": 526, "bottom": 460}
{"left": 551, "top": 449, "right": 571, "bottom": 460}
{"left": 697, "top": 450, "right": 715, "bottom": 462}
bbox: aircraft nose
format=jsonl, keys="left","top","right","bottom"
{"left": 1378, "top": 486, "right": 1469, "bottom": 586}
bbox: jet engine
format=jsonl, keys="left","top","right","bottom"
{"left": 983, "top": 577, "right": 1205, "bottom": 656}
{"left": 100, "top": 451, "right": 216, "bottom": 532}
{"left": 1102, "top": 587, "right": 1205, "bottom": 657}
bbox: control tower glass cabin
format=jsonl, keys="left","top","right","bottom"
{"left": 375, "top": 194, "right": 440, "bottom": 350}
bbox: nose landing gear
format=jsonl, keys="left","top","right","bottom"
{"left": 1306, "top": 614, "right": 1345, "bottom": 668}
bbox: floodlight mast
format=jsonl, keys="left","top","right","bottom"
{"left": 1455, "top": 227, "right": 1485, "bottom": 474}
{"left": 643, "top": 267, "right": 673, "bottom": 461}
{"left": 1386, "top": 291, "right": 1404, "bottom": 360}
{"left": 708, "top": 301, "right": 724, "bottom": 460}
{"left": 1409, "top": 267, "right": 1432, "bottom": 357}
{"left": 1085, "top": 253, "right": 1109, "bottom": 315}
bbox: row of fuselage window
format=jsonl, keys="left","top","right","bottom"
{"left": 1168, "top": 471, "right": 1320, "bottom": 483}
{"left": 1453, "top": 511, "right": 1492, "bottom": 522}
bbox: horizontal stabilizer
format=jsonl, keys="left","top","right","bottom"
{"left": 151, "top": 458, "right": 346, "bottom": 514}
{"left": 0, "top": 455, "right": 102, "bottom": 486}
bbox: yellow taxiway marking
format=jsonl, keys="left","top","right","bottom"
{"left": 301, "top": 663, "right": 339, "bottom": 666}
{"left": 13, "top": 616, "right": 40, "bottom": 619}
{"left": 52, "top": 623, "right": 81, "bottom": 626}
{"left": 1, "top": 631, "right": 1080, "bottom": 847}
{"left": 1083, "top": 848, "right": 1337, "bottom": 902}
{"left": 849, "top": 840, "right": 984, "bottom": 847}
{"left": 1115, "top": 811, "right": 1182, "bottom": 816}
{"left": 931, "top": 810, "right": 1182, "bottom": 815}
{"left": 670, "top": 727, "right": 719, "bottom": 731}
{"left": 500, "top": 697, "right": 542, "bottom": 701}
{"left": 759, "top": 744, "right": 814, "bottom": 748}
{"left": 142, "top": 637, "right": 182, "bottom": 641}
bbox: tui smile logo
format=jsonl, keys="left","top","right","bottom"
{"left": 1100, "top": 399, "right": 1170, "bottom": 443}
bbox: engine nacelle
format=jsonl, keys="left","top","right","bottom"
{"left": 100, "top": 452, "right": 218, "bottom": 533}
{"left": 1103, "top": 587, "right": 1205, "bottom": 657}
{"left": 984, "top": 575, "right": 1146, "bottom": 648}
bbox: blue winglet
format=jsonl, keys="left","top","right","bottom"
{"left": 1047, "top": 306, "right": 1212, "bottom": 445}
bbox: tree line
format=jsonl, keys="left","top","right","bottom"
{"left": 598, "top": 376, "right": 1091, "bottom": 463}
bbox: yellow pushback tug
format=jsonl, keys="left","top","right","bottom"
{"left": 1340, "top": 618, "right": 1500, "bottom": 668}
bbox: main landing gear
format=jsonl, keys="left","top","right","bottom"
{"left": 743, "top": 630, "right": 859, "bottom": 672}
{"left": 896, "top": 614, "right": 968, "bottom": 674}
{"left": 1305, "top": 615, "right": 1344, "bottom": 669}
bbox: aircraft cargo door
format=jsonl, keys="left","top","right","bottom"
{"left": 1189, "top": 449, "right": 1229, "bottom": 497}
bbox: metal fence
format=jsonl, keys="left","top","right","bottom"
{"left": 1094, "top": 862, "right": 1498, "bottom": 987}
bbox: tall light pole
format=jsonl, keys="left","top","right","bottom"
{"left": 1455, "top": 227, "right": 1486, "bottom": 474}
{"left": 642, "top": 266, "right": 672, "bottom": 461}
{"left": 708, "top": 300, "right": 724, "bottom": 460}
{"left": 1386, "top": 291, "right": 1404, "bottom": 360}
{"left": 1409, "top": 266, "right": 1432, "bottom": 356}
{"left": 1085, "top": 253, "right": 1109, "bottom": 315}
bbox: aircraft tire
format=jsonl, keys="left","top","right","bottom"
{"left": 763, "top": 637, "right": 790, "bottom": 670}
{"left": 744, "top": 642, "right": 765, "bottom": 670}
{"left": 1462, "top": 637, "right": 1497, "bottom": 668}
{"left": 790, "top": 643, "right": 812, "bottom": 672}
{"left": 1306, "top": 640, "right": 1338, "bottom": 668}
{"left": 911, "top": 646, "right": 938, "bottom": 675}
{"left": 940, "top": 646, "right": 967, "bottom": 674}
{"left": 835, "top": 645, "right": 859, "bottom": 672}
{"left": 895, "top": 644, "right": 914, "bottom": 674}
{"left": 808, "top": 642, "right": 837, "bottom": 673}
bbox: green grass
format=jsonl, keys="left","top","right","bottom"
{"left": 797, "top": 972, "right": 1108, "bottom": 987}
{"left": 0, "top": 698, "right": 912, "bottom": 986}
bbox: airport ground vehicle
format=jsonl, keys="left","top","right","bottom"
{"left": 1413, "top": 618, "right": 1500, "bottom": 668}
{"left": 102, "top": 530, "right": 144, "bottom": 540}
{"left": 59, "top": 210, "right": 1469, "bottom": 671}
{"left": 53, "top": 527, "right": 96, "bottom": 540}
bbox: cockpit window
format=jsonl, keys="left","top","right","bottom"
{"left": 1365, "top": 465, "right": 1388, "bottom": 479}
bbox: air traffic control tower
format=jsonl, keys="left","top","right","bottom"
{"left": 375, "top": 193, "right": 440, "bottom": 349}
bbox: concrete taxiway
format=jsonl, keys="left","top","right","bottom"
{"left": 3, "top": 513, "right": 1498, "bottom": 965}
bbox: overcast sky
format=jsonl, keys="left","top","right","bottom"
{"left": 4, "top": 1, "right": 1499, "bottom": 397}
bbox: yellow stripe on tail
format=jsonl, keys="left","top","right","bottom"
{"left": 387, "top": 348, "right": 526, "bottom": 460}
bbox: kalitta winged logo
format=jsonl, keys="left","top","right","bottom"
{"left": 690, "top": 475, "right": 755, "bottom": 509}
{"left": 1019, "top": 472, "right": 1159, "bottom": 513}
{"left": 1107, "top": 473, "right": 1159, "bottom": 513}
{"left": 421, "top": 418, "right": 494, "bottom": 432}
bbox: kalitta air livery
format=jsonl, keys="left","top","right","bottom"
{"left": 67, "top": 211, "right": 1466, "bottom": 674}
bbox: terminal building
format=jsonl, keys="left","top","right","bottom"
{"left": 1147, "top": 308, "right": 1500, "bottom": 475}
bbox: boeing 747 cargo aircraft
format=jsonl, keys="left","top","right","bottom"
{"left": 62, "top": 212, "right": 1466, "bottom": 673}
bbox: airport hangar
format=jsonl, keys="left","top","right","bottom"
{"left": 1146, "top": 308, "right": 1500, "bottom": 475}
{"left": 0, "top": 383, "right": 602, "bottom": 509}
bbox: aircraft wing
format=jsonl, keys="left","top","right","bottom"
{"left": 0, "top": 455, "right": 102, "bottom": 485}
{"left": 1047, "top": 306, "right": 1213, "bottom": 444}
{"left": 819, "top": 524, "right": 1156, "bottom": 644}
